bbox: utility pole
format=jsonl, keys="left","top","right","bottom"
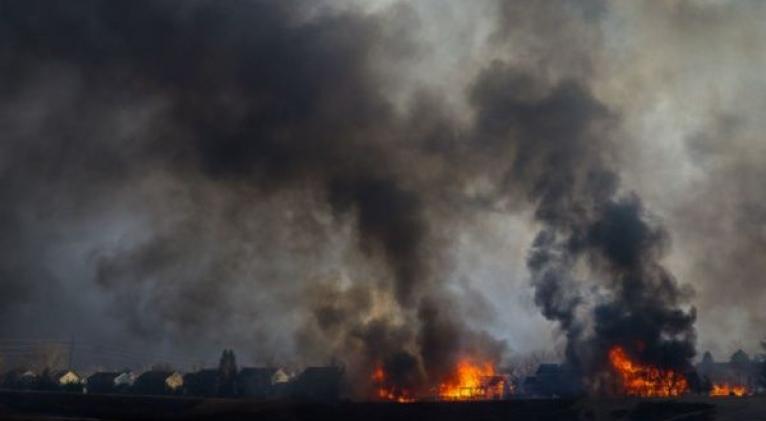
{"left": 67, "top": 336, "right": 74, "bottom": 371}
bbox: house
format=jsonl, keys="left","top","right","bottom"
{"left": 526, "top": 364, "right": 582, "bottom": 397}
{"left": 166, "top": 372, "right": 184, "bottom": 392}
{"left": 289, "top": 366, "right": 344, "bottom": 401}
{"left": 2, "top": 369, "right": 38, "bottom": 390}
{"left": 184, "top": 369, "right": 218, "bottom": 397}
{"left": 114, "top": 371, "right": 137, "bottom": 392}
{"left": 237, "top": 367, "right": 280, "bottom": 398}
{"left": 271, "top": 368, "right": 292, "bottom": 397}
{"left": 482, "top": 374, "right": 512, "bottom": 400}
{"left": 86, "top": 372, "right": 119, "bottom": 394}
{"left": 696, "top": 350, "right": 762, "bottom": 392}
{"left": 51, "top": 370, "right": 82, "bottom": 392}
{"left": 133, "top": 370, "right": 184, "bottom": 395}
{"left": 522, "top": 375, "right": 539, "bottom": 396}
{"left": 53, "top": 370, "right": 80, "bottom": 385}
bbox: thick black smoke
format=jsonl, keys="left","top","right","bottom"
{"left": 0, "top": 0, "right": 698, "bottom": 395}
{"left": 469, "top": 60, "right": 696, "bottom": 381}
{"left": 0, "top": 0, "right": 501, "bottom": 393}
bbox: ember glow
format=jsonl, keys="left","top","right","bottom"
{"left": 710, "top": 383, "right": 748, "bottom": 397}
{"left": 438, "top": 359, "right": 507, "bottom": 401}
{"left": 372, "top": 359, "right": 511, "bottom": 402}
{"left": 608, "top": 346, "right": 688, "bottom": 397}
{"left": 371, "top": 366, "right": 415, "bottom": 403}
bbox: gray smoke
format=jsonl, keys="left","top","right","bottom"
{"left": 468, "top": 60, "right": 696, "bottom": 379}
{"left": 0, "top": 0, "right": 504, "bottom": 393}
{"left": 3, "top": 0, "right": 763, "bottom": 396}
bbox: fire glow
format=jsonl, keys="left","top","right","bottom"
{"left": 437, "top": 359, "right": 506, "bottom": 401}
{"left": 608, "top": 346, "right": 688, "bottom": 397}
{"left": 372, "top": 367, "right": 415, "bottom": 403}
{"left": 373, "top": 358, "right": 510, "bottom": 402}
{"left": 710, "top": 383, "right": 748, "bottom": 397}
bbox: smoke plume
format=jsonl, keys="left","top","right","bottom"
{"left": 6, "top": 0, "right": 764, "bottom": 396}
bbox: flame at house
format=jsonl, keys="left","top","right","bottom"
{"left": 372, "top": 357, "right": 511, "bottom": 402}
{"left": 709, "top": 383, "right": 748, "bottom": 397}
{"left": 437, "top": 358, "right": 510, "bottom": 401}
{"left": 0, "top": 0, "right": 723, "bottom": 397}
{"left": 608, "top": 346, "right": 688, "bottom": 397}
{"left": 372, "top": 365, "right": 415, "bottom": 403}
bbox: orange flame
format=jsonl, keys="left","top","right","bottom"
{"left": 608, "top": 346, "right": 688, "bottom": 397}
{"left": 371, "top": 365, "right": 414, "bottom": 403}
{"left": 372, "top": 358, "right": 510, "bottom": 402}
{"left": 710, "top": 383, "right": 748, "bottom": 397}
{"left": 438, "top": 359, "right": 500, "bottom": 400}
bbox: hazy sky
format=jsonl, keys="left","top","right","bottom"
{"left": 1, "top": 0, "right": 764, "bottom": 375}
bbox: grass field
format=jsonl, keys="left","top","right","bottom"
{"left": 1, "top": 390, "right": 764, "bottom": 421}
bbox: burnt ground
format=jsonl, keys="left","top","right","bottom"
{"left": 0, "top": 390, "right": 764, "bottom": 421}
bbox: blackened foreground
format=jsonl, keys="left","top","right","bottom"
{"left": 2, "top": 390, "right": 764, "bottom": 421}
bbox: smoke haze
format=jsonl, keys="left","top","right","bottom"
{"left": 0, "top": 0, "right": 764, "bottom": 390}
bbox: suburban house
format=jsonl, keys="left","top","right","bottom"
{"left": 114, "top": 371, "right": 137, "bottom": 392}
{"left": 2, "top": 369, "right": 38, "bottom": 390}
{"left": 238, "top": 367, "right": 281, "bottom": 398}
{"left": 133, "top": 370, "right": 184, "bottom": 395}
{"left": 51, "top": 370, "right": 82, "bottom": 392}
{"left": 697, "top": 349, "right": 764, "bottom": 391}
{"left": 183, "top": 369, "right": 218, "bottom": 397}
{"left": 289, "top": 366, "right": 344, "bottom": 401}
{"left": 523, "top": 364, "right": 582, "bottom": 397}
{"left": 85, "top": 372, "right": 120, "bottom": 394}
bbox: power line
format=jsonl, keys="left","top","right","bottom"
{"left": 0, "top": 338, "right": 210, "bottom": 371}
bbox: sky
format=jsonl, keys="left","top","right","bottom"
{"left": 0, "top": 0, "right": 764, "bottom": 378}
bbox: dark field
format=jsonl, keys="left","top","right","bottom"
{"left": 2, "top": 391, "right": 766, "bottom": 421}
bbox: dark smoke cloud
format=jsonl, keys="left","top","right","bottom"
{"left": 0, "top": 0, "right": 707, "bottom": 395}
{"left": 469, "top": 57, "right": 696, "bottom": 380}
{"left": 0, "top": 0, "right": 500, "bottom": 391}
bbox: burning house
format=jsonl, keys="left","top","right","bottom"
{"left": 3, "top": 3, "right": 766, "bottom": 420}
{"left": 371, "top": 358, "right": 514, "bottom": 402}
{"left": 435, "top": 360, "right": 512, "bottom": 401}
{"left": 697, "top": 350, "right": 762, "bottom": 397}
{"left": 606, "top": 346, "right": 689, "bottom": 397}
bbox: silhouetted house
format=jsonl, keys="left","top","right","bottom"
{"left": 731, "top": 350, "right": 751, "bottom": 367}
{"left": 522, "top": 375, "right": 540, "bottom": 396}
{"left": 696, "top": 350, "right": 762, "bottom": 391}
{"left": 237, "top": 367, "right": 275, "bottom": 398}
{"left": 2, "top": 369, "right": 38, "bottom": 390}
{"left": 133, "top": 370, "right": 184, "bottom": 395}
{"left": 184, "top": 369, "right": 218, "bottom": 397}
{"left": 86, "top": 372, "right": 119, "bottom": 394}
{"left": 289, "top": 366, "right": 343, "bottom": 401}
{"left": 237, "top": 367, "right": 292, "bottom": 398}
{"left": 526, "top": 364, "right": 582, "bottom": 397}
